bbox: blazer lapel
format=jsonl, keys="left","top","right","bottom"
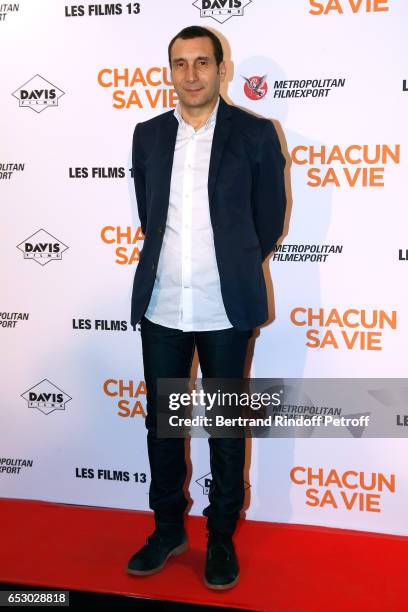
{"left": 208, "top": 96, "right": 232, "bottom": 204}
{"left": 157, "top": 111, "right": 178, "bottom": 217}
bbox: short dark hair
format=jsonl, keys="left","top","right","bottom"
{"left": 168, "top": 26, "right": 224, "bottom": 67}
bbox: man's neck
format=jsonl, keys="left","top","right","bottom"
{"left": 179, "top": 96, "right": 219, "bottom": 131}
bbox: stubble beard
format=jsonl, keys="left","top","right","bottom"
{"left": 178, "top": 87, "right": 219, "bottom": 111}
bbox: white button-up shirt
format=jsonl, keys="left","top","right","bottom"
{"left": 144, "top": 97, "right": 233, "bottom": 331}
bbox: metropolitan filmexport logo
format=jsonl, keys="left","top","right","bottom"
{"left": 242, "top": 75, "right": 268, "bottom": 100}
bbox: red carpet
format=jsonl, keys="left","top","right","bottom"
{"left": 0, "top": 498, "right": 406, "bottom": 611}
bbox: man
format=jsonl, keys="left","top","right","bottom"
{"left": 126, "top": 26, "right": 286, "bottom": 589}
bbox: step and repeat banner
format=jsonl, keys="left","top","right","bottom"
{"left": 1, "top": 0, "right": 408, "bottom": 537}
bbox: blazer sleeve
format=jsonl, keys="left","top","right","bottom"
{"left": 132, "top": 123, "right": 147, "bottom": 235}
{"left": 252, "top": 120, "right": 286, "bottom": 262}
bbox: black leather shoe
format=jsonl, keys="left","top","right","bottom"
{"left": 126, "top": 529, "right": 188, "bottom": 576}
{"left": 204, "top": 531, "right": 239, "bottom": 590}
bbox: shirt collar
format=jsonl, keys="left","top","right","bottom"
{"left": 174, "top": 96, "right": 220, "bottom": 131}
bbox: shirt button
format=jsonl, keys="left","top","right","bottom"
{"left": 151, "top": 264, "right": 155, "bottom": 270}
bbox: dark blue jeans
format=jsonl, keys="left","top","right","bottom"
{"left": 139, "top": 315, "right": 252, "bottom": 535}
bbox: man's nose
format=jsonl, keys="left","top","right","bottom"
{"left": 185, "top": 63, "right": 198, "bottom": 82}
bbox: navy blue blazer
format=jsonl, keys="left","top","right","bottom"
{"left": 130, "top": 96, "right": 286, "bottom": 331}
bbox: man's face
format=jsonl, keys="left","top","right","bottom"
{"left": 170, "top": 36, "right": 226, "bottom": 109}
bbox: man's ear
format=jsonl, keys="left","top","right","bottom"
{"left": 219, "top": 60, "right": 227, "bottom": 82}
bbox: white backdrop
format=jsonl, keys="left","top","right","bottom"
{"left": 1, "top": 0, "right": 408, "bottom": 536}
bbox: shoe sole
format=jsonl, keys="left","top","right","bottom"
{"left": 203, "top": 573, "right": 240, "bottom": 590}
{"left": 126, "top": 541, "right": 188, "bottom": 576}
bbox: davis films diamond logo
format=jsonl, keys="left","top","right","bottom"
{"left": 196, "top": 473, "right": 213, "bottom": 495}
{"left": 21, "top": 379, "right": 72, "bottom": 415}
{"left": 17, "top": 229, "right": 69, "bottom": 265}
{"left": 192, "top": 0, "right": 252, "bottom": 23}
{"left": 12, "top": 75, "right": 65, "bottom": 113}
{"left": 196, "top": 472, "right": 250, "bottom": 495}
